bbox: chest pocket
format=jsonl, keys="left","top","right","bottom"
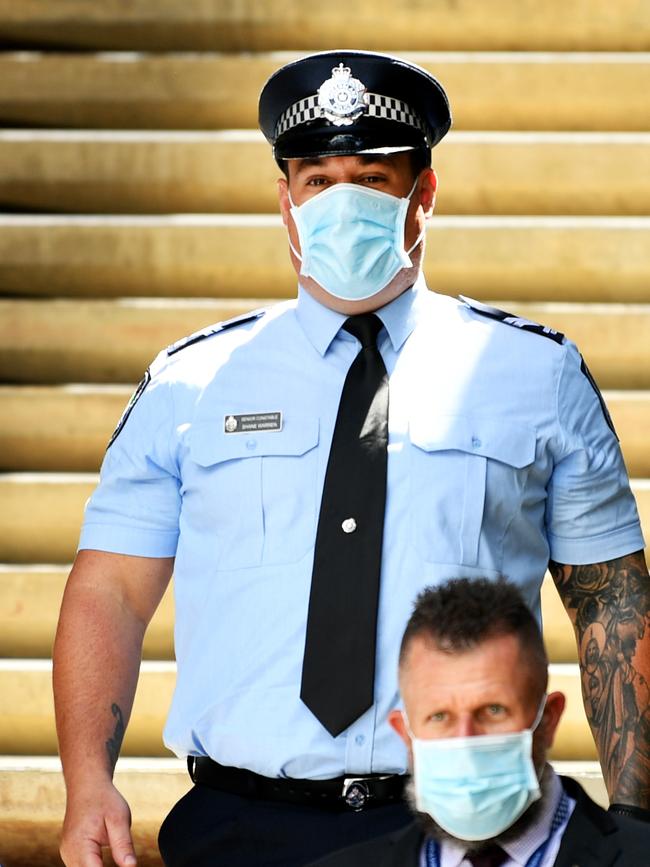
{"left": 188, "top": 413, "right": 320, "bottom": 570}
{"left": 409, "top": 414, "right": 536, "bottom": 567}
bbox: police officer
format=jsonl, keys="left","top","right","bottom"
{"left": 53, "top": 51, "right": 649, "bottom": 867}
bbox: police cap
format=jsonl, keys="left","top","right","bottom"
{"left": 258, "top": 50, "right": 451, "bottom": 161}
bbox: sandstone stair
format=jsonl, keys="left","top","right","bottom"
{"left": 2, "top": 215, "right": 648, "bottom": 302}
{"left": 1, "top": 4, "right": 649, "bottom": 865}
{"left": 2, "top": 129, "right": 649, "bottom": 215}
{"left": 0, "top": 1, "right": 648, "bottom": 52}
{"left": 0, "top": 52, "right": 648, "bottom": 132}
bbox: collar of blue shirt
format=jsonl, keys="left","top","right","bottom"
{"left": 294, "top": 273, "right": 430, "bottom": 357}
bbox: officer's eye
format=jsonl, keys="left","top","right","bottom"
{"left": 428, "top": 710, "right": 447, "bottom": 723}
{"left": 305, "top": 176, "right": 329, "bottom": 187}
{"left": 360, "top": 175, "right": 386, "bottom": 185}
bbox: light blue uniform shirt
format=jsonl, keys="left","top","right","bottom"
{"left": 80, "top": 278, "right": 644, "bottom": 778}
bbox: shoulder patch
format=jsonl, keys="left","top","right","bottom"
{"left": 166, "top": 308, "right": 266, "bottom": 357}
{"left": 107, "top": 369, "right": 151, "bottom": 450}
{"left": 459, "top": 296, "right": 565, "bottom": 345}
{"left": 580, "top": 357, "right": 618, "bottom": 439}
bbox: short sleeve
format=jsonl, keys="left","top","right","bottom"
{"left": 78, "top": 366, "right": 181, "bottom": 558}
{"left": 545, "top": 343, "right": 644, "bottom": 565}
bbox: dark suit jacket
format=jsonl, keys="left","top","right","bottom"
{"left": 308, "top": 777, "right": 650, "bottom": 866}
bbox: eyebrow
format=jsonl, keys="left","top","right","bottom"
{"left": 293, "top": 157, "right": 326, "bottom": 171}
{"left": 292, "top": 155, "right": 392, "bottom": 174}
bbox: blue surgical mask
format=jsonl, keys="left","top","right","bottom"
{"left": 407, "top": 697, "right": 546, "bottom": 842}
{"left": 288, "top": 178, "right": 425, "bottom": 301}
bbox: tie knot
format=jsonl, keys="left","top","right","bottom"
{"left": 343, "top": 313, "right": 383, "bottom": 349}
{"left": 467, "top": 844, "right": 508, "bottom": 867}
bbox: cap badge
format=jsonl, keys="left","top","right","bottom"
{"left": 317, "top": 64, "right": 367, "bottom": 126}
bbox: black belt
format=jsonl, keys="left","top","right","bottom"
{"left": 188, "top": 757, "right": 406, "bottom": 812}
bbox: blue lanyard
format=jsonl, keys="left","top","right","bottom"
{"left": 425, "top": 791, "right": 570, "bottom": 867}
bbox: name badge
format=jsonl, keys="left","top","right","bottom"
{"left": 224, "top": 412, "right": 283, "bottom": 434}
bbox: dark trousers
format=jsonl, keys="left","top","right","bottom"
{"left": 158, "top": 782, "right": 412, "bottom": 866}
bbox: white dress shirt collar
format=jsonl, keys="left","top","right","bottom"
{"left": 432, "top": 768, "right": 566, "bottom": 867}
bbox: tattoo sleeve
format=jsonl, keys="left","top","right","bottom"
{"left": 105, "top": 702, "right": 125, "bottom": 772}
{"left": 549, "top": 551, "right": 650, "bottom": 808}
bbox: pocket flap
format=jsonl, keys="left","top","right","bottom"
{"left": 190, "top": 412, "right": 319, "bottom": 466}
{"left": 410, "top": 414, "right": 535, "bottom": 469}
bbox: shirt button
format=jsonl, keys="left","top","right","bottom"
{"left": 341, "top": 518, "right": 357, "bottom": 534}
{"left": 246, "top": 439, "right": 257, "bottom": 450}
{"left": 355, "top": 734, "right": 365, "bottom": 746}
{"left": 471, "top": 437, "right": 482, "bottom": 449}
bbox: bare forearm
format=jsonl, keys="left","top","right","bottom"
{"left": 54, "top": 551, "right": 172, "bottom": 866}
{"left": 53, "top": 576, "right": 144, "bottom": 787}
{"left": 549, "top": 551, "right": 650, "bottom": 808}
{"left": 53, "top": 550, "right": 172, "bottom": 789}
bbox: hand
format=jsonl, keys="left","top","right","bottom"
{"left": 60, "top": 781, "right": 137, "bottom": 867}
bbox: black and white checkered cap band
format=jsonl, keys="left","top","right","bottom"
{"left": 275, "top": 92, "right": 430, "bottom": 143}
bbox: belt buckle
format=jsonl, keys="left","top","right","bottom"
{"left": 342, "top": 777, "right": 371, "bottom": 811}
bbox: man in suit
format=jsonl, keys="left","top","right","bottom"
{"left": 311, "top": 578, "right": 650, "bottom": 866}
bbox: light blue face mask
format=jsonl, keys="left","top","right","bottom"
{"left": 407, "top": 696, "right": 547, "bottom": 842}
{"left": 288, "top": 178, "right": 425, "bottom": 301}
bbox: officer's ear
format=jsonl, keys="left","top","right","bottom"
{"left": 277, "top": 177, "right": 291, "bottom": 227}
{"left": 418, "top": 168, "right": 437, "bottom": 218}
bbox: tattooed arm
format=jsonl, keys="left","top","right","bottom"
{"left": 549, "top": 550, "right": 650, "bottom": 809}
{"left": 53, "top": 549, "right": 173, "bottom": 867}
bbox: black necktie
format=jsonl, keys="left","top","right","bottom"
{"left": 300, "top": 313, "right": 389, "bottom": 736}
{"left": 467, "top": 844, "right": 508, "bottom": 867}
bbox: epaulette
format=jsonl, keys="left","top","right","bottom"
{"left": 460, "top": 296, "right": 565, "bottom": 345}
{"left": 166, "top": 308, "right": 266, "bottom": 356}
{"left": 107, "top": 308, "right": 266, "bottom": 449}
{"left": 461, "top": 296, "right": 617, "bottom": 438}
{"left": 580, "top": 357, "right": 618, "bottom": 439}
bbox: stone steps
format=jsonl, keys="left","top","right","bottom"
{"left": 0, "top": 660, "right": 176, "bottom": 757}
{"left": 0, "top": 473, "right": 96, "bottom": 564}
{"left": 2, "top": 131, "right": 649, "bottom": 215}
{"left": 2, "top": 472, "right": 650, "bottom": 567}
{"left": 2, "top": 215, "right": 649, "bottom": 303}
{"left": 0, "top": 297, "right": 260, "bottom": 383}
{"left": 2, "top": 298, "right": 649, "bottom": 387}
{"left": 2, "top": 51, "right": 649, "bottom": 132}
{"left": 0, "top": 756, "right": 607, "bottom": 867}
{"left": 0, "top": 567, "right": 574, "bottom": 664}
{"left": 0, "top": 565, "right": 175, "bottom": 660}
{"left": 3, "top": 9, "right": 649, "bottom": 859}
{"left": 2, "top": 385, "right": 649, "bottom": 475}
{"left": 0, "top": 659, "right": 599, "bottom": 761}
{"left": 1, "top": 0, "right": 648, "bottom": 51}
{"left": 0, "top": 756, "right": 190, "bottom": 867}
{"left": 0, "top": 385, "right": 131, "bottom": 472}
